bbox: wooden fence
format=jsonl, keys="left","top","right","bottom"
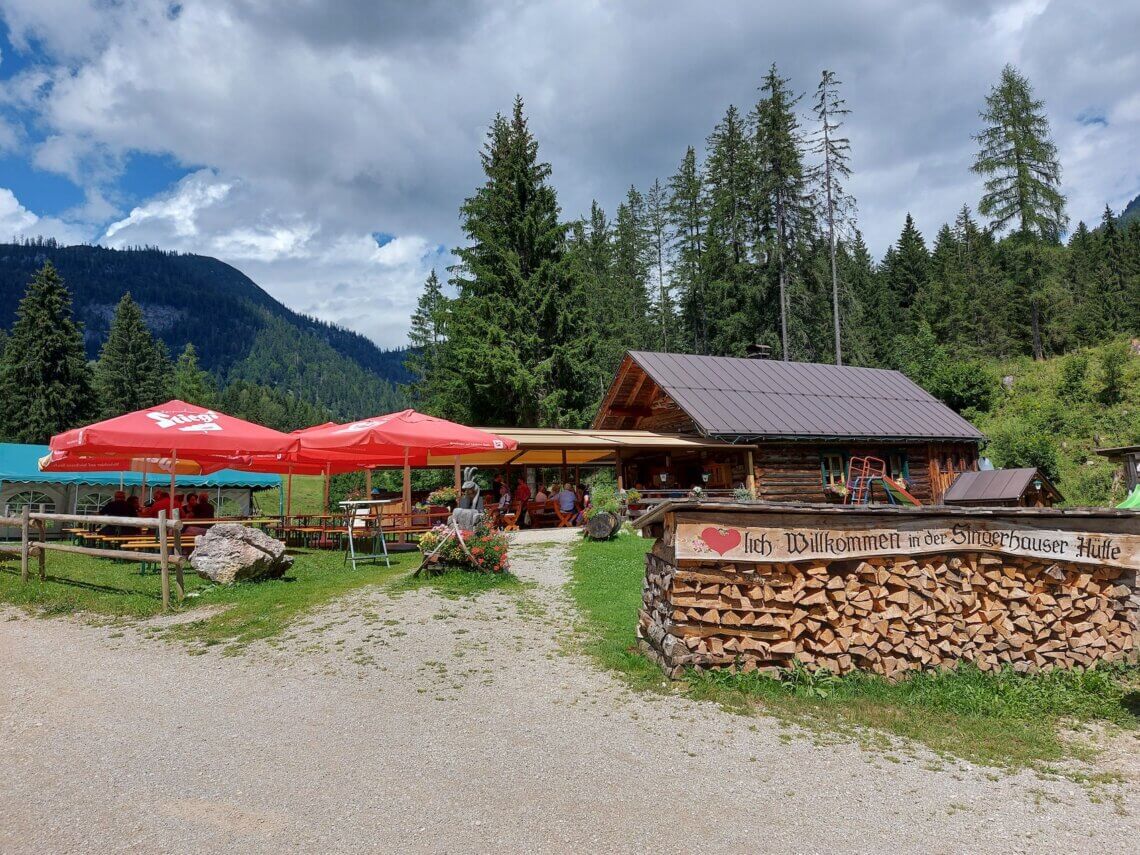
{"left": 0, "top": 509, "right": 186, "bottom": 610}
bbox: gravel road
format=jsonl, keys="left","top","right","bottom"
{"left": 2, "top": 530, "right": 1137, "bottom": 853}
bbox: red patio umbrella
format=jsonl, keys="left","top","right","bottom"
{"left": 295, "top": 410, "right": 517, "bottom": 509}
{"left": 46, "top": 400, "right": 299, "bottom": 509}
{"left": 49, "top": 400, "right": 298, "bottom": 459}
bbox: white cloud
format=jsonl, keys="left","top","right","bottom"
{"left": 0, "top": 186, "right": 90, "bottom": 244}
{"left": 0, "top": 0, "right": 1136, "bottom": 344}
{"left": 99, "top": 170, "right": 445, "bottom": 344}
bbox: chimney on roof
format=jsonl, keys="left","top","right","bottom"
{"left": 745, "top": 343, "right": 772, "bottom": 360}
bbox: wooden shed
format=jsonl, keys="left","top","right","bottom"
{"left": 942, "top": 467, "right": 1062, "bottom": 508}
{"left": 593, "top": 351, "right": 985, "bottom": 504}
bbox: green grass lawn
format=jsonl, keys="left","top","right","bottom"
{"left": 254, "top": 474, "right": 327, "bottom": 516}
{"left": 570, "top": 535, "right": 1140, "bottom": 770}
{"left": 0, "top": 546, "right": 419, "bottom": 653}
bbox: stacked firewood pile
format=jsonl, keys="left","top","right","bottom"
{"left": 638, "top": 548, "right": 1139, "bottom": 678}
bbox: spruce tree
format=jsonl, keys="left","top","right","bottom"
{"left": 703, "top": 105, "right": 756, "bottom": 354}
{"left": 171, "top": 343, "right": 217, "bottom": 407}
{"left": 751, "top": 64, "right": 813, "bottom": 360}
{"left": 0, "top": 262, "right": 95, "bottom": 443}
{"left": 611, "top": 186, "right": 653, "bottom": 356}
{"left": 406, "top": 269, "right": 450, "bottom": 405}
{"left": 93, "top": 293, "right": 172, "bottom": 417}
{"left": 881, "top": 213, "right": 929, "bottom": 323}
{"left": 668, "top": 146, "right": 708, "bottom": 353}
{"left": 809, "top": 70, "right": 855, "bottom": 364}
{"left": 446, "top": 96, "right": 597, "bottom": 427}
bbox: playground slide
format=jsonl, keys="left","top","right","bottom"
{"left": 1118, "top": 486, "right": 1140, "bottom": 509}
{"left": 881, "top": 476, "right": 922, "bottom": 507}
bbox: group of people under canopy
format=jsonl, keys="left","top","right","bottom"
{"left": 97, "top": 489, "right": 216, "bottom": 535}
{"left": 456, "top": 473, "right": 590, "bottom": 527}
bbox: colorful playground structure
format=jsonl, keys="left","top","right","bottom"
{"left": 843, "top": 456, "right": 921, "bottom": 507}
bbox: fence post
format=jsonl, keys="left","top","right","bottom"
{"left": 20, "top": 505, "right": 29, "bottom": 583}
{"left": 172, "top": 509, "right": 184, "bottom": 602}
{"left": 158, "top": 511, "right": 170, "bottom": 611}
{"left": 35, "top": 518, "right": 46, "bottom": 580}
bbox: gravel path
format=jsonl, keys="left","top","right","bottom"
{"left": 2, "top": 531, "right": 1137, "bottom": 853}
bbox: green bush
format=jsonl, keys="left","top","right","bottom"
{"left": 986, "top": 419, "right": 1061, "bottom": 482}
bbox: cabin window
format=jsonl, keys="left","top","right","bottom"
{"left": 820, "top": 453, "right": 846, "bottom": 487}
{"left": 887, "top": 453, "right": 909, "bottom": 481}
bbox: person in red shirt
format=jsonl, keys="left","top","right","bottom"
{"left": 514, "top": 478, "right": 531, "bottom": 505}
{"left": 141, "top": 489, "right": 174, "bottom": 518}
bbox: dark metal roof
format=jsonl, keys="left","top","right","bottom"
{"left": 627, "top": 351, "right": 984, "bottom": 442}
{"left": 942, "top": 468, "right": 1059, "bottom": 503}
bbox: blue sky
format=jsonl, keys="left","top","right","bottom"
{"left": 0, "top": 0, "right": 1137, "bottom": 346}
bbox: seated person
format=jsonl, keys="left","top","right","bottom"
{"left": 98, "top": 490, "right": 136, "bottom": 535}
{"left": 534, "top": 485, "right": 548, "bottom": 504}
{"left": 126, "top": 495, "right": 141, "bottom": 515}
{"left": 183, "top": 494, "right": 199, "bottom": 518}
{"left": 194, "top": 493, "right": 215, "bottom": 519}
{"left": 100, "top": 490, "right": 133, "bottom": 518}
{"left": 141, "top": 489, "right": 173, "bottom": 518}
{"left": 498, "top": 485, "right": 512, "bottom": 510}
{"left": 553, "top": 483, "right": 578, "bottom": 515}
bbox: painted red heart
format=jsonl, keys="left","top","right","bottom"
{"left": 700, "top": 526, "right": 741, "bottom": 556}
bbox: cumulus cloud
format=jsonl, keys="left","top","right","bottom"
{"left": 0, "top": 186, "right": 90, "bottom": 244}
{"left": 0, "top": 0, "right": 1136, "bottom": 345}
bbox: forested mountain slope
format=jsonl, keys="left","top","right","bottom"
{"left": 971, "top": 339, "right": 1140, "bottom": 506}
{"left": 0, "top": 242, "right": 408, "bottom": 418}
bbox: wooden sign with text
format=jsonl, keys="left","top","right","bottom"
{"left": 676, "top": 518, "right": 1140, "bottom": 570}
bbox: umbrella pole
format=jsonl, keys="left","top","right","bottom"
{"left": 402, "top": 447, "right": 411, "bottom": 512}
{"left": 286, "top": 469, "right": 294, "bottom": 519}
{"left": 453, "top": 456, "right": 461, "bottom": 492}
{"left": 142, "top": 469, "right": 148, "bottom": 502}
{"left": 323, "top": 463, "right": 330, "bottom": 515}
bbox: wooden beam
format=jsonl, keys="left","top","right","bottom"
{"left": 746, "top": 450, "right": 756, "bottom": 499}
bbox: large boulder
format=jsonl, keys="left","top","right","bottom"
{"left": 190, "top": 524, "right": 293, "bottom": 584}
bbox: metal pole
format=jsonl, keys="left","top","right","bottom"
{"left": 172, "top": 508, "right": 184, "bottom": 602}
{"left": 286, "top": 469, "right": 294, "bottom": 518}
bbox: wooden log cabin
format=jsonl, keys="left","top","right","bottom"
{"left": 593, "top": 351, "right": 984, "bottom": 505}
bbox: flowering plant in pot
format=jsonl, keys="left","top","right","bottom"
{"left": 418, "top": 520, "right": 509, "bottom": 573}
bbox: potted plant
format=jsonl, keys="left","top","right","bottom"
{"left": 426, "top": 486, "right": 459, "bottom": 509}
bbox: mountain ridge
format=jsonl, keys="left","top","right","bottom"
{"left": 0, "top": 241, "right": 410, "bottom": 419}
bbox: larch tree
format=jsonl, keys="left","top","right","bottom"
{"left": 611, "top": 186, "right": 653, "bottom": 358}
{"left": 972, "top": 64, "right": 1067, "bottom": 359}
{"left": 809, "top": 70, "right": 855, "bottom": 365}
{"left": 93, "top": 292, "right": 172, "bottom": 417}
{"left": 751, "top": 64, "right": 812, "bottom": 360}
{"left": 0, "top": 262, "right": 94, "bottom": 443}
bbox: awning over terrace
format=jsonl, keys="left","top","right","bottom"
{"left": 420, "top": 428, "right": 755, "bottom": 467}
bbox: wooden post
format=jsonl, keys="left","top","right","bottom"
{"left": 19, "top": 505, "right": 29, "bottom": 583}
{"left": 615, "top": 452, "right": 624, "bottom": 492}
{"left": 560, "top": 449, "right": 568, "bottom": 486}
{"left": 746, "top": 450, "right": 757, "bottom": 499}
{"left": 322, "top": 464, "right": 331, "bottom": 515}
{"left": 286, "top": 470, "right": 294, "bottom": 518}
{"left": 364, "top": 467, "right": 372, "bottom": 496}
{"left": 158, "top": 511, "right": 170, "bottom": 611}
{"left": 36, "top": 519, "right": 46, "bottom": 581}
{"left": 172, "top": 509, "right": 184, "bottom": 602}
{"left": 453, "top": 457, "right": 461, "bottom": 492}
